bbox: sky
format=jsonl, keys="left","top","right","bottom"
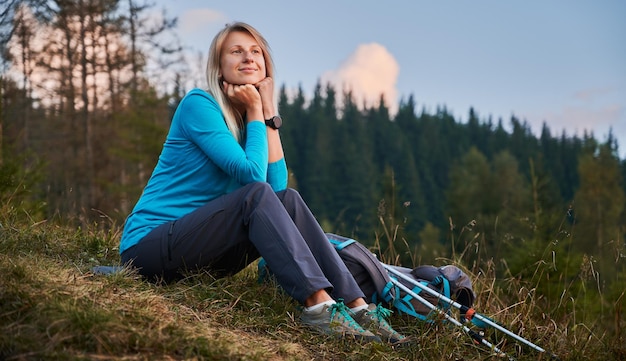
{"left": 152, "top": 0, "right": 626, "bottom": 158}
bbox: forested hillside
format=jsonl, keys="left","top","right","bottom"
{"left": 277, "top": 85, "right": 625, "bottom": 291}
{"left": 2, "top": 1, "right": 625, "bottom": 353}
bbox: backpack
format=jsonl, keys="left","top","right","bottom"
{"left": 257, "top": 233, "right": 475, "bottom": 321}
{"left": 325, "top": 233, "right": 475, "bottom": 321}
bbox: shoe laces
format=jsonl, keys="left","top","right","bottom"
{"left": 369, "top": 304, "right": 400, "bottom": 334}
{"left": 371, "top": 304, "right": 393, "bottom": 319}
{"left": 329, "top": 300, "right": 366, "bottom": 332}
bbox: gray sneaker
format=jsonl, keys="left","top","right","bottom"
{"left": 352, "top": 303, "right": 407, "bottom": 344}
{"left": 301, "top": 301, "right": 382, "bottom": 342}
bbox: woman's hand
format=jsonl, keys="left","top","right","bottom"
{"left": 255, "top": 77, "right": 276, "bottom": 119}
{"left": 223, "top": 81, "right": 263, "bottom": 123}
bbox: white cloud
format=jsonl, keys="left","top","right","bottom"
{"left": 179, "top": 9, "right": 228, "bottom": 36}
{"left": 321, "top": 43, "right": 400, "bottom": 115}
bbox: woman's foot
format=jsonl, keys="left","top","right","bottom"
{"left": 300, "top": 300, "right": 382, "bottom": 342}
{"left": 351, "top": 303, "right": 408, "bottom": 344}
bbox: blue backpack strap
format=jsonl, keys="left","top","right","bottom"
{"left": 381, "top": 281, "right": 396, "bottom": 303}
{"left": 388, "top": 276, "right": 433, "bottom": 321}
{"left": 388, "top": 275, "right": 418, "bottom": 318}
{"left": 329, "top": 237, "right": 356, "bottom": 250}
{"left": 389, "top": 273, "right": 455, "bottom": 322}
{"left": 430, "top": 275, "right": 452, "bottom": 311}
{"left": 326, "top": 233, "right": 396, "bottom": 304}
{"left": 372, "top": 280, "right": 394, "bottom": 305}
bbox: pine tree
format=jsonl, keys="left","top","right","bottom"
{"left": 328, "top": 89, "right": 377, "bottom": 238}
{"left": 573, "top": 142, "right": 625, "bottom": 279}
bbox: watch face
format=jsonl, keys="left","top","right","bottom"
{"left": 272, "top": 116, "right": 282, "bottom": 129}
{"left": 266, "top": 116, "right": 282, "bottom": 129}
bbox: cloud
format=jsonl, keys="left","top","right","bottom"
{"left": 534, "top": 86, "right": 625, "bottom": 139}
{"left": 541, "top": 104, "right": 624, "bottom": 136}
{"left": 321, "top": 43, "right": 400, "bottom": 114}
{"left": 526, "top": 85, "right": 626, "bottom": 157}
{"left": 529, "top": 103, "right": 625, "bottom": 158}
{"left": 179, "top": 9, "right": 228, "bottom": 36}
{"left": 573, "top": 86, "right": 620, "bottom": 103}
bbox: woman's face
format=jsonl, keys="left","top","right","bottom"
{"left": 220, "top": 31, "right": 267, "bottom": 85}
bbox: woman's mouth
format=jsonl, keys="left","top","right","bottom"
{"left": 239, "top": 67, "right": 257, "bottom": 73}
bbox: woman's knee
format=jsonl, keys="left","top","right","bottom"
{"left": 241, "top": 182, "right": 280, "bottom": 211}
{"left": 278, "top": 188, "right": 308, "bottom": 214}
{"left": 244, "top": 182, "right": 275, "bottom": 199}
{"left": 244, "top": 183, "right": 304, "bottom": 212}
{"left": 280, "top": 187, "right": 303, "bottom": 203}
{"left": 245, "top": 181, "right": 274, "bottom": 192}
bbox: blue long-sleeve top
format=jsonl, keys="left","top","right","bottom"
{"left": 119, "top": 88, "right": 288, "bottom": 254}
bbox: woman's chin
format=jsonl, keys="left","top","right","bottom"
{"left": 225, "top": 76, "right": 264, "bottom": 86}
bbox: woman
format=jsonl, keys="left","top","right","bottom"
{"left": 119, "top": 21, "right": 404, "bottom": 344}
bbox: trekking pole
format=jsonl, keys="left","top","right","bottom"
{"left": 384, "top": 264, "right": 560, "bottom": 360}
{"left": 388, "top": 275, "right": 515, "bottom": 360}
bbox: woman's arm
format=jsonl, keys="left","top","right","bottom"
{"left": 178, "top": 91, "right": 269, "bottom": 184}
{"left": 256, "top": 77, "right": 288, "bottom": 190}
{"left": 255, "top": 77, "right": 284, "bottom": 164}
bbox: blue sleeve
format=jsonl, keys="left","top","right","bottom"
{"left": 177, "top": 91, "right": 268, "bottom": 184}
{"left": 267, "top": 158, "right": 288, "bottom": 191}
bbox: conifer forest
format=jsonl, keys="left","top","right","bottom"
{"left": 1, "top": 0, "right": 625, "bottom": 347}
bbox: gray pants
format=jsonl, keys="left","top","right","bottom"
{"left": 121, "top": 182, "right": 365, "bottom": 304}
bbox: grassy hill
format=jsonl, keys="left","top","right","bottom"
{"left": 1, "top": 214, "right": 623, "bottom": 360}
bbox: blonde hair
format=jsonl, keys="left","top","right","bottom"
{"left": 206, "top": 22, "right": 277, "bottom": 142}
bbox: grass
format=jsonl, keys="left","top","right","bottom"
{"left": 1, "top": 212, "right": 624, "bottom": 360}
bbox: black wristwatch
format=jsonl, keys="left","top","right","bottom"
{"left": 265, "top": 115, "right": 282, "bottom": 130}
